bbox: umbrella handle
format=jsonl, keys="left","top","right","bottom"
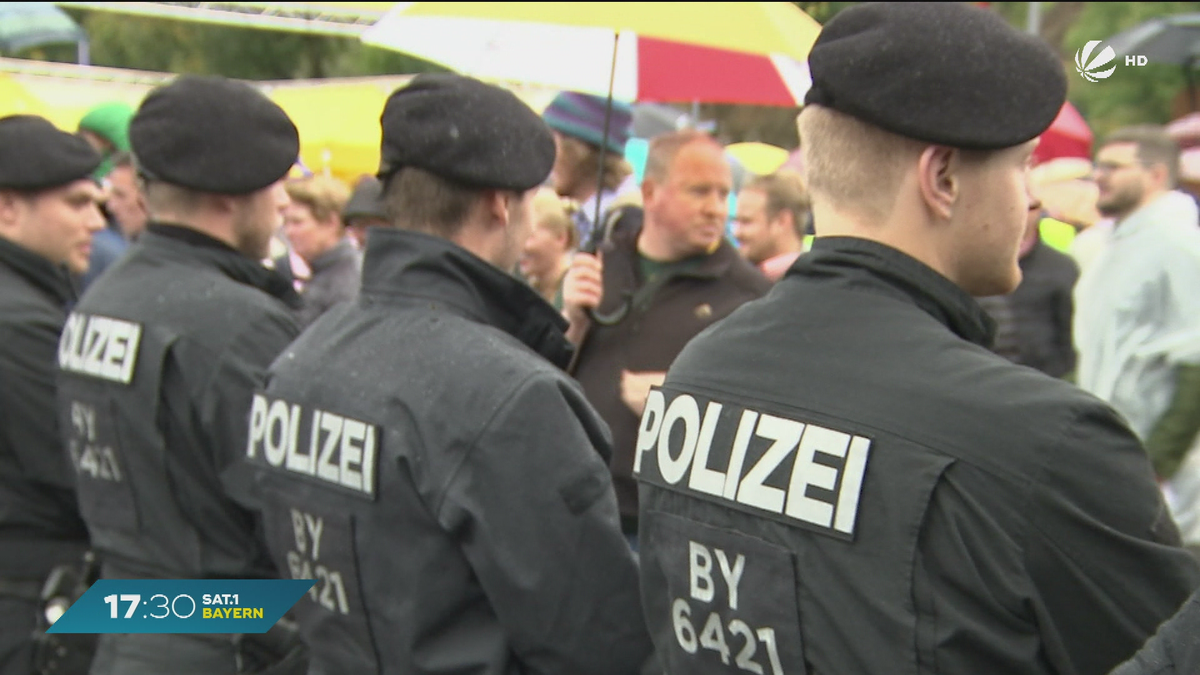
{"left": 591, "top": 31, "right": 620, "bottom": 231}
{"left": 584, "top": 31, "right": 628, "bottom": 328}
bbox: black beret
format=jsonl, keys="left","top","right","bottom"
{"left": 378, "top": 74, "right": 555, "bottom": 192}
{"left": 0, "top": 115, "right": 101, "bottom": 191}
{"left": 804, "top": 2, "right": 1067, "bottom": 150}
{"left": 130, "top": 75, "right": 299, "bottom": 195}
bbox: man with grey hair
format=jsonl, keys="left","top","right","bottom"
{"left": 1075, "top": 125, "right": 1200, "bottom": 553}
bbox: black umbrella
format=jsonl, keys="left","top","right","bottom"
{"left": 1105, "top": 14, "right": 1200, "bottom": 109}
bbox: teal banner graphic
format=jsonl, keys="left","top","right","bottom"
{"left": 47, "top": 579, "right": 314, "bottom": 634}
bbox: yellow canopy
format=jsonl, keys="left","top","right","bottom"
{"left": 269, "top": 81, "right": 395, "bottom": 183}
{"left": 268, "top": 79, "right": 559, "bottom": 183}
{"left": 3, "top": 64, "right": 559, "bottom": 183}
{"left": 726, "top": 142, "right": 790, "bottom": 176}
{"left": 0, "top": 73, "right": 49, "bottom": 118}
{"left": 393, "top": 2, "right": 820, "bottom": 61}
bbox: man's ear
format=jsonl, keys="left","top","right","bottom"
{"left": 0, "top": 190, "right": 20, "bottom": 230}
{"left": 484, "top": 190, "right": 512, "bottom": 231}
{"left": 917, "top": 145, "right": 959, "bottom": 220}
{"left": 771, "top": 208, "right": 795, "bottom": 236}
{"left": 1147, "top": 162, "right": 1172, "bottom": 191}
{"left": 210, "top": 193, "right": 239, "bottom": 216}
{"left": 320, "top": 213, "right": 343, "bottom": 231}
{"left": 641, "top": 176, "right": 658, "bottom": 208}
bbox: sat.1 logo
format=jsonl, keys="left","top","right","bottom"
{"left": 1075, "top": 40, "right": 1148, "bottom": 83}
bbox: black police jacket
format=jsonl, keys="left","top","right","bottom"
{"left": 635, "top": 237, "right": 1200, "bottom": 675}
{"left": 246, "top": 228, "right": 653, "bottom": 675}
{"left": 55, "top": 224, "right": 301, "bottom": 579}
{"left": 1110, "top": 586, "right": 1200, "bottom": 675}
{"left": 0, "top": 237, "right": 89, "bottom": 579}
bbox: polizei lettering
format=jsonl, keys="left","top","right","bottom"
{"left": 58, "top": 312, "right": 143, "bottom": 384}
{"left": 634, "top": 386, "right": 870, "bottom": 540}
{"left": 247, "top": 393, "right": 379, "bottom": 499}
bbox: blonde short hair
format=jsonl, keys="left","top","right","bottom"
{"left": 532, "top": 187, "right": 579, "bottom": 250}
{"left": 285, "top": 175, "right": 351, "bottom": 224}
{"left": 797, "top": 105, "right": 926, "bottom": 221}
{"left": 743, "top": 169, "right": 810, "bottom": 236}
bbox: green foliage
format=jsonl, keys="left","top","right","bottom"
{"left": 793, "top": 2, "right": 860, "bottom": 25}
{"left": 1063, "top": 2, "right": 1200, "bottom": 139}
{"left": 54, "top": 8, "right": 446, "bottom": 80}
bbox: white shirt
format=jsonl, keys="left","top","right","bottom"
{"left": 1074, "top": 190, "right": 1200, "bottom": 440}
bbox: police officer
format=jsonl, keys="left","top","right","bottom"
{"left": 244, "top": 73, "right": 654, "bottom": 674}
{"left": 54, "top": 76, "right": 304, "bottom": 674}
{"left": 0, "top": 116, "right": 102, "bottom": 675}
{"left": 634, "top": 4, "right": 1200, "bottom": 675}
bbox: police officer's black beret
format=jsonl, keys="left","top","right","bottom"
{"left": 0, "top": 115, "right": 101, "bottom": 191}
{"left": 804, "top": 2, "right": 1067, "bottom": 150}
{"left": 130, "top": 75, "right": 299, "bottom": 195}
{"left": 378, "top": 74, "right": 555, "bottom": 192}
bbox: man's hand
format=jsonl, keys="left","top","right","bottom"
{"left": 621, "top": 370, "right": 666, "bottom": 417}
{"left": 561, "top": 252, "right": 604, "bottom": 345}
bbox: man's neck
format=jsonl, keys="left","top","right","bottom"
{"left": 637, "top": 225, "right": 688, "bottom": 263}
{"left": 1113, "top": 189, "right": 1168, "bottom": 228}
{"left": 813, "top": 205, "right": 957, "bottom": 284}
{"left": 151, "top": 212, "right": 240, "bottom": 252}
{"left": 770, "top": 235, "right": 806, "bottom": 259}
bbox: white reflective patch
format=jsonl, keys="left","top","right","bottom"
{"left": 737, "top": 414, "right": 804, "bottom": 514}
{"left": 834, "top": 436, "right": 871, "bottom": 535}
{"left": 634, "top": 389, "right": 666, "bottom": 475}
{"left": 784, "top": 425, "right": 848, "bottom": 528}
{"left": 688, "top": 402, "right": 726, "bottom": 497}
{"left": 246, "top": 394, "right": 379, "bottom": 499}
{"left": 58, "top": 312, "right": 143, "bottom": 384}
{"left": 658, "top": 394, "right": 701, "bottom": 485}
{"left": 638, "top": 386, "right": 873, "bottom": 540}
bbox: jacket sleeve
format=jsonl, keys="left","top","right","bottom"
{"left": 0, "top": 317, "right": 74, "bottom": 488}
{"left": 436, "top": 372, "right": 654, "bottom": 675}
{"left": 1110, "top": 589, "right": 1200, "bottom": 675}
{"left": 1052, "top": 260, "right": 1079, "bottom": 379}
{"left": 1026, "top": 403, "right": 1200, "bottom": 675}
{"left": 1146, "top": 365, "right": 1200, "bottom": 479}
{"left": 1146, "top": 235, "right": 1200, "bottom": 476}
{"left": 191, "top": 310, "right": 300, "bottom": 507}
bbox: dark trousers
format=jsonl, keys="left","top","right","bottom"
{"left": 0, "top": 595, "right": 37, "bottom": 675}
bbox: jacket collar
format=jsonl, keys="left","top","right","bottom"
{"left": 791, "top": 236, "right": 995, "bottom": 348}
{"left": 606, "top": 227, "right": 741, "bottom": 283}
{"left": 310, "top": 238, "right": 359, "bottom": 274}
{"left": 1112, "top": 190, "right": 1198, "bottom": 241}
{"left": 0, "top": 236, "right": 76, "bottom": 307}
{"left": 141, "top": 223, "right": 302, "bottom": 309}
{"left": 361, "top": 228, "right": 574, "bottom": 369}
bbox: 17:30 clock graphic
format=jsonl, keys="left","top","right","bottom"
{"left": 104, "top": 592, "right": 199, "bottom": 620}
{"left": 49, "top": 579, "right": 313, "bottom": 634}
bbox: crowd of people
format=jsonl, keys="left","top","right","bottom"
{"left": 5, "top": 2, "right": 1200, "bottom": 675}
